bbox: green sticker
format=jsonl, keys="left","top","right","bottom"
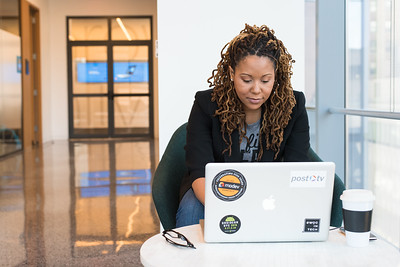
{"left": 220, "top": 215, "right": 241, "bottom": 234}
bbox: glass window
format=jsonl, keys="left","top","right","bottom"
{"left": 347, "top": 0, "right": 392, "bottom": 111}
{"left": 346, "top": 0, "right": 400, "bottom": 249}
{"left": 395, "top": 2, "right": 400, "bottom": 112}
{"left": 304, "top": 0, "right": 316, "bottom": 108}
{"left": 111, "top": 18, "right": 151, "bottom": 41}
{"left": 68, "top": 18, "right": 108, "bottom": 41}
{"left": 0, "top": 0, "right": 21, "bottom": 157}
{"left": 346, "top": 116, "right": 400, "bottom": 247}
{"left": 304, "top": 0, "right": 317, "bottom": 149}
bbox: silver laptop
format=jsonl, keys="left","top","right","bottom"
{"left": 204, "top": 162, "right": 335, "bottom": 243}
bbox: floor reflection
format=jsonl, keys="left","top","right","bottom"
{"left": 24, "top": 147, "right": 46, "bottom": 265}
{"left": 0, "top": 139, "right": 160, "bottom": 266}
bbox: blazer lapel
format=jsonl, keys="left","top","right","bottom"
{"left": 260, "top": 146, "right": 275, "bottom": 161}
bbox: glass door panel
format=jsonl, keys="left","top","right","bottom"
{"left": 113, "top": 46, "right": 149, "bottom": 94}
{"left": 73, "top": 97, "right": 108, "bottom": 135}
{"left": 114, "top": 96, "right": 149, "bottom": 135}
{"left": 72, "top": 46, "right": 108, "bottom": 94}
{"left": 112, "top": 45, "right": 151, "bottom": 136}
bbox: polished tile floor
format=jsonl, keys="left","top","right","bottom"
{"left": 0, "top": 139, "right": 160, "bottom": 266}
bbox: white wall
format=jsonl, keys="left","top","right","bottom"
{"left": 157, "top": 0, "right": 305, "bottom": 155}
{"left": 28, "top": 0, "right": 157, "bottom": 142}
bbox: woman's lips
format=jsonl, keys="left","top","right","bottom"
{"left": 247, "top": 98, "right": 262, "bottom": 104}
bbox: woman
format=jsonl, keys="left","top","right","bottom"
{"left": 176, "top": 24, "right": 310, "bottom": 227}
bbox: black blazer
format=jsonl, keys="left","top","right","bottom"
{"left": 179, "top": 89, "right": 310, "bottom": 199}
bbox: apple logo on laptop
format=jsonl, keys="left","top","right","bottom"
{"left": 262, "top": 195, "right": 276, "bottom": 210}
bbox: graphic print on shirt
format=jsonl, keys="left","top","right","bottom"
{"left": 241, "top": 132, "right": 260, "bottom": 162}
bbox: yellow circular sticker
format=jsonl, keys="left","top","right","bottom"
{"left": 212, "top": 169, "right": 246, "bottom": 201}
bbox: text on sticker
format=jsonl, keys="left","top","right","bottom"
{"left": 290, "top": 171, "right": 327, "bottom": 188}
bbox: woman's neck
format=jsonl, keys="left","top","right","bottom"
{"left": 245, "top": 109, "right": 262, "bottom": 124}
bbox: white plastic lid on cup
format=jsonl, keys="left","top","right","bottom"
{"left": 340, "top": 189, "right": 375, "bottom": 211}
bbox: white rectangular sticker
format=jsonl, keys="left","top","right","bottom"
{"left": 290, "top": 171, "right": 327, "bottom": 188}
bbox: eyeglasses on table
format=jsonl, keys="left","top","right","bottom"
{"left": 162, "top": 229, "right": 196, "bottom": 249}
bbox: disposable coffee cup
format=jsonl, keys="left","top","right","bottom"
{"left": 340, "top": 189, "right": 375, "bottom": 247}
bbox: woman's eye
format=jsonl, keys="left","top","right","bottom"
{"left": 243, "top": 80, "right": 252, "bottom": 83}
{"left": 262, "top": 80, "right": 270, "bottom": 83}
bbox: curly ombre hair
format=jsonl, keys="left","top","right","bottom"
{"left": 208, "top": 24, "right": 296, "bottom": 160}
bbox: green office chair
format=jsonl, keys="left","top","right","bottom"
{"left": 152, "top": 123, "right": 188, "bottom": 230}
{"left": 152, "top": 123, "right": 345, "bottom": 230}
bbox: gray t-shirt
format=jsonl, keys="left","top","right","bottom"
{"left": 240, "top": 120, "right": 260, "bottom": 162}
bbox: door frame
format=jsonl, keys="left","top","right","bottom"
{"left": 21, "top": 0, "right": 42, "bottom": 147}
{"left": 66, "top": 16, "right": 154, "bottom": 139}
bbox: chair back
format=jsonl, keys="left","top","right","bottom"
{"left": 152, "top": 123, "right": 188, "bottom": 230}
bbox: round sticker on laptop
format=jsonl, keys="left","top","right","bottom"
{"left": 212, "top": 169, "right": 247, "bottom": 201}
{"left": 220, "top": 215, "right": 241, "bottom": 234}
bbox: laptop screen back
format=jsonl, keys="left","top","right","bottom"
{"left": 204, "top": 162, "right": 335, "bottom": 243}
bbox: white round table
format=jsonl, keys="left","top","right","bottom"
{"left": 140, "top": 224, "right": 400, "bottom": 267}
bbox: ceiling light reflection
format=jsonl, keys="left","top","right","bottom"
{"left": 116, "top": 18, "right": 132, "bottom": 41}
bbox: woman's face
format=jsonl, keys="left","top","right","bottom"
{"left": 231, "top": 55, "right": 275, "bottom": 116}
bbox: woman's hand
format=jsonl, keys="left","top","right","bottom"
{"left": 192, "top": 177, "right": 206, "bottom": 205}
